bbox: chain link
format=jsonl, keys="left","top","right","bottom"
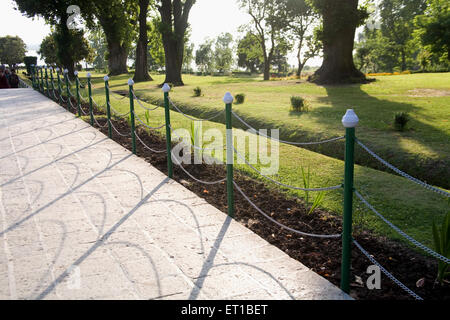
{"left": 175, "top": 161, "right": 226, "bottom": 185}
{"left": 133, "top": 111, "right": 165, "bottom": 130}
{"left": 233, "top": 146, "right": 343, "bottom": 192}
{"left": 132, "top": 90, "right": 160, "bottom": 111}
{"left": 109, "top": 120, "right": 131, "bottom": 137}
{"left": 168, "top": 97, "right": 225, "bottom": 122}
{"left": 356, "top": 139, "right": 449, "bottom": 197}
{"left": 355, "top": 190, "right": 450, "bottom": 264}
{"left": 352, "top": 239, "right": 423, "bottom": 300}
{"left": 134, "top": 131, "right": 167, "bottom": 153}
{"left": 232, "top": 111, "right": 345, "bottom": 146}
{"left": 234, "top": 181, "right": 342, "bottom": 239}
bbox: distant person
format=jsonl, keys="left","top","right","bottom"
{"left": 0, "top": 66, "right": 10, "bottom": 89}
{"left": 4, "top": 68, "right": 11, "bottom": 83}
{"left": 9, "top": 69, "right": 19, "bottom": 88}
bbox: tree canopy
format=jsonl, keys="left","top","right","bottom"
{"left": 0, "top": 35, "right": 27, "bottom": 67}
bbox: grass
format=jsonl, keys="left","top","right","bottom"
{"left": 60, "top": 71, "right": 449, "bottom": 252}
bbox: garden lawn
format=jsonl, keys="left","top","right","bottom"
{"left": 70, "top": 71, "right": 449, "bottom": 251}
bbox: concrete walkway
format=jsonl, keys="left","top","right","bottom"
{"left": 0, "top": 88, "right": 350, "bottom": 300}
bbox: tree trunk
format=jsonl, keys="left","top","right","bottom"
{"left": 158, "top": 0, "right": 195, "bottom": 86}
{"left": 108, "top": 42, "right": 128, "bottom": 76}
{"left": 263, "top": 56, "right": 270, "bottom": 81}
{"left": 134, "top": 0, "right": 153, "bottom": 82}
{"left": 57, "top": 14, "right": 75, "bottom": 79}
{"left": 309, "top": 0, "right": 366, "bottom": 84}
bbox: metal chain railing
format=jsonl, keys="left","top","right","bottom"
{"left": 168, "top": 97, "right": 225, "bottom": 122}
{"left": 106, "top": 85, "right": 128, "bottom": 100}
{"left": 134, "top": 131, "right": 167, "bottom": 153}
{"left": 168, "top": 124, "right": 226, "bottom": 152}
{"left": 108, "top": 102, "right": 131, "bottom": 117}
{"left": 232, "top": 111, "right": 346, "bottom": 146}
{"left": 234, "top": 181, "right": 342, "bottom": 239}
{"left": 355, "top": 190, "right": 450, "bottom": 264}
{"left": 352, "top": 239, "right": 423, "bottom": 300}
{"left": 233, "top": 146, "right": 343, "bottom": 192}
{"left": 133, "top": 111, "right": 165, "bottom": 130}
{"left": 131, "top": 90, "right": 160, "bottom": 111}
{"left": 356, "top": 138, "right": 449, "bottom": 197}
{"left": 175, "top": 161, "right": 227, "bottom": 185}
{"left": 109, "top": 119, "right": 131, "bottom": 137}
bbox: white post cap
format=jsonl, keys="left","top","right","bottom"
{"left": 31, "top": 64, "right": 34, "bottom": 67}
{"left": 49, "top": 66, "right": 53, "bottom": 71}
{"left": 55, "top": 67, "right": 60, "bottom": 72}
{"left": 162, "top": 83, "right": 171, "bottom": 93}
{"left": 64, "top": 69, "right": 69, "bottom": 74}
{"left": 342, "top": 109, "right": 359, "bottom": 128}
{"left": 104, "top": 75, "right": 109, "bottom": 82}
{"left": 86, "top": 73, "right": 91, "bottom": 78}
{"left": 223, "top": 92, "right": 234, "bottom": 104}
{"left": 74, "top": 70, "right": 78, "bottom": 76}
{"left": 128, "top": 78, "right": 134, "bottom": 86}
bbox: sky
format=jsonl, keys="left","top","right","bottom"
{"left": 0, "top": 0, "right": 322, "bottom": 67}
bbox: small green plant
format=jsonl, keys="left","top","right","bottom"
{"left": 235, "top": 93, "right": 246, "bottom": 104}
{"left": 432, "top": 210, "right": 450, "bottom": 285}
{"left": 394, "top": 112, "right": 410, "bottom": 131}
{"left": 193, "top": 86, "right": 202, "bottom": 97}
{"left": 189, "top": 121, "right": 206, "bottom": 153}
{"left": 144, "top": 110, "right": 151, "bottom": 133}
{"left": 290, "top": 96, "right": 309, "bottom": 112}
{"left": 301, "top": 166, "right": 326, "bottom": 214}
{"left": 127, "top": 113, "right": 132, "bottom": 128}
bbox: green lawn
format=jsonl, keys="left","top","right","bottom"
{"left": 59, "top": 71, "right": 449, "bottom": 253}
{"left": 77, "top": 72, "right": 450, "bottom": 189}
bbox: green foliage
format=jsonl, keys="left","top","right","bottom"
{"left": 432, "top": 210, "right": 450, "bottom": 285}
{"left": 235, "top": 93, "right": 246, "bottom": 104}
{"left": 0, "top": 35, "right": 26, "bottom": 67}
{"left": 414, "top": 0, "right": 450, "bottom": 69}
{"left": 195, "top": 39, "right": 214, "bottom": 75}
{"left": 88, "top": 26, "right": 108, "bottom": 71}
{"left": 148, "top": 17, "right": 166, "bottom": 71}
{"left": 214, "top": 33, "right": 234, "bottom": 73}
{"left": 301, "top": 166, "right": 326, "bottom": 214}
{"left": 290, "top": 96, "right": 309, "bottom": 112}
{"left": 394, "top": 112, "right": 410, "bottom": 131}
{"left": 237, "top": 32, "right": 264, "bottom": 73}
{"left": 193, "top": 86, "right": 202, "bottom": 97}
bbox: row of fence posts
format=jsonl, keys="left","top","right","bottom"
{"left": 29, "top": 65, "right": 358, "bottom": 295}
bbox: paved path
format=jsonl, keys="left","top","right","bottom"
{"left": 0, "top": 88, "right": 350, "bottom": 300}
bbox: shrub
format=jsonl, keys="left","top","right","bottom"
{"left": 290, "top": 96, "right": 308, "bottom": 112}
{"left": 235, "top": 93, "right": 246, "bottom": 104}
{"left": 394, "top": 112, "right": 410, "bottom": 131}
{"left": 193, "top": 86, "right": 202, "bottom": 97}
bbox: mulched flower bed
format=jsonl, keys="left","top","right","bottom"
{"left": 57, "top": 95, "right": 449, "bottom": 300}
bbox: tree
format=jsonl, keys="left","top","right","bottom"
{"left": 379, "top": 0, "right": 427, "bottom": 71}
{"left": 88, "top": 26, "right": 108, "bottom": 71}
{"left": 0, "top": 36, "right": 27, "bottom": 67}
{"left": 271, "top": 37, "right": 290, "bottom": 74}
{"left": 214, "top": 33, "right": 234, "bottom": 73}
{"left": 308, "top": 0, "right": 369, "bottom": 84}
{"left": 39, "top": 31, "right": 93, "bottom": 68}
{"left": 13, "top": 0, "right": 79, "bottom": 77}
{"left": 239, "top": 0, "right": 290, "bottom": 80}
{"left": 237, "top": 32, "right": 264, "bottom": 73}
{"left": 134, "top": 0, "right": 153, "bottom": 82}
{"left": 284, "top": 0, "right": 321, "bottom": 77}
{"left": 79, "top": 0, "right": 138, "bottom": 76}
{"left": 156, "top": 0, "right": 196, "bottom": 86}
{"left": 23, "top": 56, "right": 37, "bottom": 75}
{"left": 148, "top": 17, "right": 166, "bottom": 71}
{"left": 195, "top": 39, "right": 214, "bottom": 75}
{"left": 183, "top": 42, "right": 194, "bottom": 73}
{"left": 415, "top": 0, "right": 450, "bottom": 66}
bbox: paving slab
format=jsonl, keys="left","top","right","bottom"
{"left": 0, "top": 88, "right": 351, "bottom": 300}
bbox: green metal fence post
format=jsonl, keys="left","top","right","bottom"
{"left": 45, "top": 66, "right": 50, "bottom": 97}
{"left": 49, "top": 67, "right": 55, "bottom": 100}
{"left": 340, "top": 109, "right": 359, "bottom": 294}
{"left": 39, "top": 67, "right": 44, "bottom": 93}
{"left": 104, "top": 76, "right": 112, "bottom": 138}
{"left": 128, "top": 79, "right": 137, "bottom": 155}
{"left": 75, "top": 71, "right": 81, "bottom": 117}
{"left": 224, "top": 92, "right": 234, "bottom": 218}
{"left": 31, "top": 64, "right": 36, "bottom": 90}
{"left": 64, "top": 69, "right": 71, "bottom": 111}
{"left": 56, "top": 68, "right": 62, "bottom": 105}
{"left": 162, "top": 83, "right": 173, "bottom": 178}
{"left": 87, "top": 73, "right": 94, "bottom": 126}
